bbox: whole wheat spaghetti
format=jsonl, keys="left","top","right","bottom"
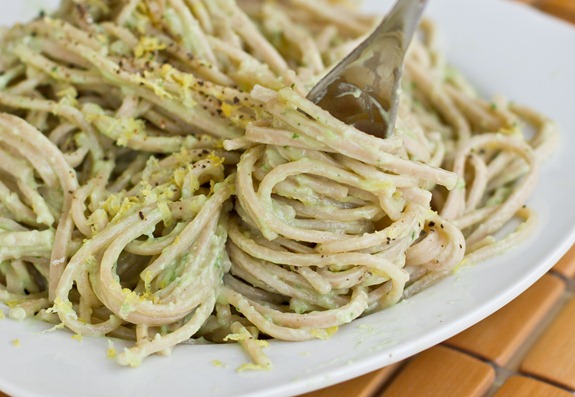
{"left": 0, "top": 0, "right": 556, "bottom": 368}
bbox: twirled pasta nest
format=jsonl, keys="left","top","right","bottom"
{"left": 0, "top": 0, "right": 555, "bottom": 368}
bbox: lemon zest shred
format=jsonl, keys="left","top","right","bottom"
{"left": 134, "top": 36, "right": 167, "bottom": 58}
{"left": 237, "top": 363, "right": 270, "bottom": 372}
{"left": 46, "top": 297, "right": 78, "bottom": 320}
{"left": 310, "top": 326, "right": 339, "bottom": 340}
{"left": 211, "top": 360, "right": 226, "bottom": 368}
{"left": 223, "top": 332, "right": 249, "bottom": 342}
{"left": 40, "top": 323, "right": 65, "bottom": 334}
{"left": 118, "top": 347, "right": 143, "bottom": 368}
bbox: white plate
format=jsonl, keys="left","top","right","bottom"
{"left": 1, "top": 1, "right": 575, "bottom": 396}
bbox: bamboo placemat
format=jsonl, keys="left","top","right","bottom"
{"left": 1, "top": 1, "right": 574, "bottom": 397}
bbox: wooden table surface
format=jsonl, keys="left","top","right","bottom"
{"left": 1, "top": 1, "right": 574, "bottom": 397}
{"left": 520, "top": 0, "right": 575, "bottom": 23}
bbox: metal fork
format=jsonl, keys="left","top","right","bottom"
{"left": 307, "top": 0, "right": 428, "bottom": 139}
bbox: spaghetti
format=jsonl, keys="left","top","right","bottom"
{"left": 0, "top": 0, "right": 556, "bottom": 368}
